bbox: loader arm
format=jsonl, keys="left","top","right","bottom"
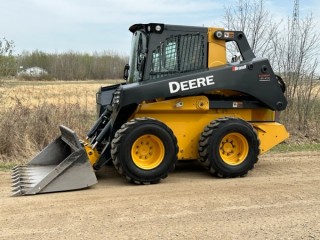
{"left": 115, "top": 58, "right": 286, "bottom": 112}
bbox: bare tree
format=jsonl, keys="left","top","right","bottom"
{"left": 0, "top": 37, "right": 15, "bottom": 78}
{"left": 272, "top": 14, "right": 320, "bottom": 133}
{"left": 223, "top": 0, "right": 320, "bottom": 138}
{"left": 223, "top": 0, "right": 278, "bottom": 59}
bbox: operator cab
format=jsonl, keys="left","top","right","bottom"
{"left": 124, "top": 23, "right": 208, "bottom": 83}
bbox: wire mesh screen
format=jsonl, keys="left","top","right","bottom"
{"left": 150, "top": 34, "right": 205, "bottom": 79}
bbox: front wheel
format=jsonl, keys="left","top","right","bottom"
{"left": 198, "top": 117, "right": 260, "bottom": 178}
{"left": 111, "top": 117, "right": 178, "bottom": 184}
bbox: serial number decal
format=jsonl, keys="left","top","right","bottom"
{"left": 169, "top": 75, "right": 215, "bottom": 94}
{"left": 258, "top": 74, "right": 271, "bottom": 81}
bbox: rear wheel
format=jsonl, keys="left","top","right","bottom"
{"left": 198, "top": 117, "right": 260, "bottom": 177}
{"left": 111, "top": 117, "right": 178, "bottom": 184}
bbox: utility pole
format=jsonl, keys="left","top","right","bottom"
{"left": 292, "top": 0, "right": 299, "bottom": 36}
{"left": 289, "top": 0, "right": 299, "bottom": 74}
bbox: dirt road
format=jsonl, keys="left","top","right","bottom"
{"left": 1, "top": 151, "right": 320, "bottom": 240}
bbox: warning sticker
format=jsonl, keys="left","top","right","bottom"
{"left": 224, "top": 32, "right": 234, "bottom": 38}
{"left": 233, "top": 102, "right": 243, "bottom": 108}
{"left": 258, "top": 74, "right": 271, "bottom": 81}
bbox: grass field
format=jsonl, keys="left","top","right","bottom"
{"left": 0, "top": 79, "right": 123, "bottom": 113}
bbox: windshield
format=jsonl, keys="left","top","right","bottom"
{"left": 127, "top": 31, "right": 147, "bottom": 83}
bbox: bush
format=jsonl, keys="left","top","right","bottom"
{"left": 0, "top": 100, "right": 94, "bottom": 163}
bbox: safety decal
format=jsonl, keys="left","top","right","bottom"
{"left": 233, "top": 102, "right": 243, "bottom": 108}
{"left": 224, "top": 32, "right": 234, "bottom": 38}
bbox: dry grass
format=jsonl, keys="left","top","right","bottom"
{"left": 0, "top": 79, "right": 122, "bottom": 113}
{"left": 0, "top": 79, "right": 121, "bottom": 164}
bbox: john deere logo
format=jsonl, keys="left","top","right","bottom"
{"left": 169, "top": 75, "right": 215, "bottom": 94}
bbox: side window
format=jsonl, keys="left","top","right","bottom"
{"left": 150, "top": 34, "right": 205, "bottom": 79}
{"left": 164, "top": 41, "right": 177, "bottom": 71}
{"left": 152, "top": 52, "right": 160, "bottom": 72}
{"left": 151, "top": 40, "right": 178, "bottom": 73}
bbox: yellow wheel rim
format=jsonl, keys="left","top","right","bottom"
{"left": 219, "top": 133, "right": 249, "bottom": 165}
{"left": 131, "top": 134, "right": 165, "bottom": 170}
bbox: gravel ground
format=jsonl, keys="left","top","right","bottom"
{"left": 1, "top": 151, "right": 320, "bottom": 240}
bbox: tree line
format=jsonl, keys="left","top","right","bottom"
{"left": 0, "top": 49, "right": 128, "bottom": 80}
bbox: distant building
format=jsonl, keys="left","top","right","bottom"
{"left": 18, "top": 66, "right": 48, "bottom": 77}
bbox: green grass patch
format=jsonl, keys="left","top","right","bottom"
{"left": 0, "top": 162, "right": 16, "bottom": 171}
{"left": 271, "top": 143, "right": 320, "bottom": 153}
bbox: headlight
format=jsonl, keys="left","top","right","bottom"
{"left": 112, "top": 90, "right": 121, "bottom": 108}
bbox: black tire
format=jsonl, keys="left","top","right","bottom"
{"left": 198, "top": 117, "right": 260, "bottom": 178}
{"left": 111, "top": 117, "right": 178, "bottom": 184}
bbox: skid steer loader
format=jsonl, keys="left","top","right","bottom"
{"left": 12, "top": 23, "right": 289, "bottom": 196}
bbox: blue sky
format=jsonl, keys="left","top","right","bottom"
{"left": 1, "top": 0, "right": 319, "bottom": 55}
